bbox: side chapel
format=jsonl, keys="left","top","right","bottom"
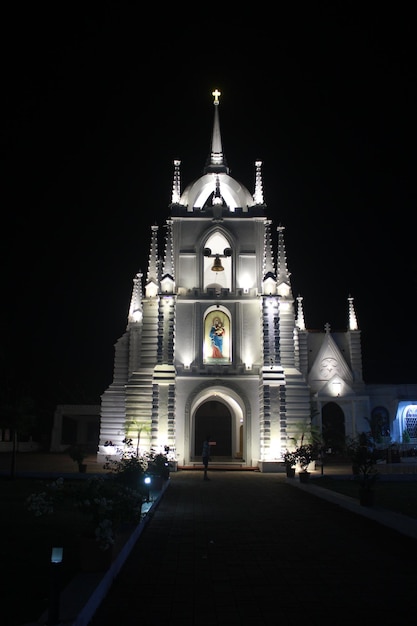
{"left": 96, "top": 91, "right": 417, "bottom": 470}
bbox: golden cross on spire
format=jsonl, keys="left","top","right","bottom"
{"left": 212, "top": 89, "right": 221, "bottom": 104}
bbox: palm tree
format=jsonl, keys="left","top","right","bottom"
{"left": 125, "top": 419, "right": 151, "bottom": 456}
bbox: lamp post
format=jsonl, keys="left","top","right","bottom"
{"left": 48, "top": 547, "right": 63, "bottom": 625}
{"left": 319, "top": 447, "right": 325, "bottom": 475}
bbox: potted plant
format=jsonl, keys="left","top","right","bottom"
{"left": 146, "top": 451, "right": 170, "bottom": 492}
{"left": 294, "top": 443, "right": 318, "bottom": 482}
{"left": 283, "top": 449, "right": 297, "bottom": 478}
{"left": 149, "top": 452, "right": 170, "bottom": 479}
{"left": 402, "top": 428, "right": 411, "bottom": 444}
{"left": 345, "top": 432, "right": 379, "bottom": 506}
{"left": 288, "top": 417, "right": 323, "bottom": 481}
{"left": 67, "top": 444, "right": 88, "bottom": 473}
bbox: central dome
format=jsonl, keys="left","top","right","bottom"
{"left": 179, "top": 173, "right": 254, "bottom": 212}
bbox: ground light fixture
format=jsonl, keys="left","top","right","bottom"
{"left": 48, "top": 547, "right": 63, "bottom": 625}
{"left": 144, "top": 475, "right": 151, "bottom": 502}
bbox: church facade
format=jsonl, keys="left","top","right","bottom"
{"left": 97, "top": 92, "right": 417, "bottom": 470}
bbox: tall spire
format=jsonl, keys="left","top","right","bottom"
{"left": 161, "top": 219, "right": 175, "bottom": 294}
{"left": 162, "top": 220, "right": 174, "bottom": 278}
{"left": 146, "top": 224, "right": 159, "bottom": 284}
{"left": 263, "top": 219, "right": 275, "bottom": 278}
{"left": 128, "top": 272, "right": 143, "bottom": 324}
{"left": 262, "top": 219, "right": 277, "bottom": 295}
{"left": 145, "top": 224, "right": 159, "bottom": 298}
{"left": 276, "top": 225, "right": 293, "bottom": 298}
{"left": 204, "top": 89, "right": 229, "bottom": 174}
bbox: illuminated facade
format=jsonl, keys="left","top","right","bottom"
{"left": 97, "top": 93, "right": 417, "bottom": 469}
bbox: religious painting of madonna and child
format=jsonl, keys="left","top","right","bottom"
{"left": 203, "top": 312, "right": 231, "bottom": 364}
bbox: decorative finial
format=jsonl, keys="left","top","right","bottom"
{"left": 348, "top": 295, "right": 358, "bottom": 331}
{"left": 212, "top": 89, "right": 221, "bottom": 105}
{"left": 253, "top": 160, "right": 264, "bottom": 205}
{"left": 296, "top": 295, "right": 306, "bottom": 331}
{"left": 171, "top": 160, "right": 181, "bottom": 204}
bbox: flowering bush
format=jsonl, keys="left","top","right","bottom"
{"left": 103, "top": 446, "right": 148, "bottom": 490}
{"left": 103, "top": 441, "right": 170, "bottom": 485}
{"left": 66, "top": 444, "right": 87, "bottom": 466}
{"left": 146, "top": 451, "right": 170, "bottom": 479}
{"left": 26, "top": 475, "right": 143, "bottom": 551}
{"left": 26, "top": 476, "right": 66, "bottom": 515}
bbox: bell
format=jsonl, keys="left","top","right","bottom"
{"left": 211, "top": 254, "right": 224, "bottom": 272}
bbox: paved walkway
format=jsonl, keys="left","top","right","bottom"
{"left": 10, "top": 455, "right": 417, "bottom": 626}
{"left": 86, "top": 468, "right": 417, "bottom": 626}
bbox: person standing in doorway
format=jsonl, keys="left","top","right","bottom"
{"left": 202, "top": 435, "right": 211, "bottom": 481}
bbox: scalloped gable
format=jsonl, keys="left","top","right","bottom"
{"left": 308, "top": 330, "right": 353, "bottom": 392}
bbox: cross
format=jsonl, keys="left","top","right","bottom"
{"left": 212, "top": 89, "right": 221, "bottom": 104}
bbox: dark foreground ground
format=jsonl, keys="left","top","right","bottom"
{"left": 2, "top": 453, "right": 417, "bottom": 626}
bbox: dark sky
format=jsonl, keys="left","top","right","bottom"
{"left": 3, "top": 6, "right": 417, "bottom": 409}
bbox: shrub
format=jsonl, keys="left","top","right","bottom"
{"left": 26, "top": 475, "right": 143, "bottom": 551}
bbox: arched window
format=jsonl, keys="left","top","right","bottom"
{"left": 371, "top": 406, "right": 390, "bottom": 439}
{"left": 404, "top": 405, "right": 417, "bottom": 438}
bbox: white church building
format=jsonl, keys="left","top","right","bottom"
{"left": 54, "top": 92, "right": 417, "bottom": 469}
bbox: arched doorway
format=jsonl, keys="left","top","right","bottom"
{"left": 194, "top": 400, "right": 232, "bottom": 458}
{"left": 322, "top": 402, "right": 345, "bottom": 454}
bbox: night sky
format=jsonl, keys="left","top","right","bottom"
{"left": 3, "top": 6, "right": 417, "bottom": 411}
